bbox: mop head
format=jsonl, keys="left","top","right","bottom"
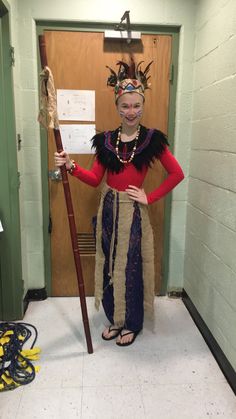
{"left": 0, "top": 322, "right": 41, "bottom": 391}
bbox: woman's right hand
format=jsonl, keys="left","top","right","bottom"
{"left": 54, "top": 151, "right": 73, "bottom": 170}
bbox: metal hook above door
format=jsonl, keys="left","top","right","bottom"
{"left": 104, "top": 11, "right": 141, "bottom": 44}
{"left": 115, "top": 10, "right": 131, "bottom": 32}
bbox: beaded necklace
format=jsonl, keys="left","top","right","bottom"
{"left": 115, "top": 125, "right": 141, "bottom": 164}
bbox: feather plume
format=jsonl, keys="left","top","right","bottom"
{"left": 106, "top": 65, "right": 117, "bottom": 87}
{"left": 106, "top": 58, "right": 153, "bottom": 90}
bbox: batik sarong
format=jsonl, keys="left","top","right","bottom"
{"left": 94, "top": 184, "right": 155, "bottom": 331}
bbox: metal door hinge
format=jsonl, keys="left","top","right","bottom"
{"left": 169, "top": 64, "right": 174, "bottom": 83}
{"left": 48, "top": 215, "right": 52, "bottom": 234}
{"left": 17, "top": 134, "right": 22, "bottom": 150}
{"left": 10, "top": 46, "right": 15, "bottom": 66}
{"left": 17, "top": 171, "right": 21, "bottom": 189}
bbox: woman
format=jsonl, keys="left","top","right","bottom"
{"left": 54, "top": 60, "right": 184, "bottom": 347}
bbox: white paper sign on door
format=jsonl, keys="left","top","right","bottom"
{"left": 60, "top": 124, "right": 96, "bottom": 154}
{"left": 57, "top": 90, "right": 95, "bottom": 121}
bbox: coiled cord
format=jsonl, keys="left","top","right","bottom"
{"left": 0, "top": 322, "right": 40, "bottom": 391}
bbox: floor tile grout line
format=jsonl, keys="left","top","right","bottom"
{"left": 138, "top": 382, "right": 148, "bottom": 419}
{"left": 80, "top": 351, "right": 85, "bottom": 418}
{"left": 14, "top": 388, "right": 24, "bottom": 419}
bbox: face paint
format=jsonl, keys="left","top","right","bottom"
{"left": 136, "top": 110, "right": 143, "bottom": 118}
{"left": 119, "top": 110, "right": 126, "bottom": 118}
{"left": 117, "top": 93, "right": 144, "bottom": 128}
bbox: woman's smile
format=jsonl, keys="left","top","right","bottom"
{"left": 117, "top": 92, "right": 144, "bottom": 129}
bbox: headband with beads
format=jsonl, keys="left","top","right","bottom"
{"left": 106, "top": 59, "right": 153, "bottom": 102}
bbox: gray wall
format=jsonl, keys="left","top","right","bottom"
{"left": 184, "top": 0, "right": 236, "bottom": 370}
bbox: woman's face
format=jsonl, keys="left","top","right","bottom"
{"left": 116, "top": 92, "right": 144, "bottom": 128}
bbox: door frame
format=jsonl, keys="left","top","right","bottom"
{"left": 36, "top": 20, "right": 180, "bottom": 296}
{"left": 0, "top": 0, "right": 23, "bottom": 320}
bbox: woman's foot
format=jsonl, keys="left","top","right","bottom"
{"left": 116, "top": 329, "right": 139, "bottom": 346}
{"left": 102, "top": 325, "right": 122, "bottom": 341}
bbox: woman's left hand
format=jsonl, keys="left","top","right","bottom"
{"left": 125, "top": 185, "right": 148, "bottom": 205}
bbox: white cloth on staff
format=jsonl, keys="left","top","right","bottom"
{"left": 38, "top": 66, "right": 59, "bottom": 129}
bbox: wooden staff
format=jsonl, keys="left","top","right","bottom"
{"left": 38, "top": 35, "right": 93, "bottom": 354}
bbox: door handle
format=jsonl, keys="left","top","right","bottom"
{"left": 48, "top": 169, "right": 62, "bottom": 181}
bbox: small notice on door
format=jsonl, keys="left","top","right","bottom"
{"left": 57, "top": 89, "right": 95, "bottom": 121}
{"left": 0, "top": 220, "right": 3, "bottom": 232}
{"left": 60, "top": 124, "right": 96, "bottom": 154}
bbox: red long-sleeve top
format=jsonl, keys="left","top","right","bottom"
{"left": 71, "top": 145, "right": 184, "bottom": 204}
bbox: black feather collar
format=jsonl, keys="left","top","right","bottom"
{"left": 91, "top": 125, "right": 169, "bottom": 173}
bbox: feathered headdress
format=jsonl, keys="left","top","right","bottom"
{"left": 106, "top": 59, "right": 153, "bottom": 102}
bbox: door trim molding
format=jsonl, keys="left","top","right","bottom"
{"left": 0, "top": 1, "right": 23, "bottom": 320}
{"left": 36, "top": 21, "right": 180, "bottom": 296}
{"left": 0, "top": 0, "right": 8, "bottom": 17}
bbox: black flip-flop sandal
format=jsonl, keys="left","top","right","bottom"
{"left": 102, "top": 325, "right": 122, "bottom": 341}
{"left": 116, "top": 330, "right": 139, "bottom": 347}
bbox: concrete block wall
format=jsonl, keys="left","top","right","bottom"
{"left": 7, "top": 0, "right": 197, "bottom": 295}
{"left": 7, "top": 0, "right": 45, "bottom": 292}
{"left": 184, "top": 0, "right": 236, "bottom": 370}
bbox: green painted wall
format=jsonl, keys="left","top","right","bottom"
{"left": 0, "top": 5, "right": 23, "bottom": 320}
{"left": 184, "top": 0, "right": 236, "bottom": 370}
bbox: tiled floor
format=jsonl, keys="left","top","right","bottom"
{"left": 1, "top": 297, "right": 236, "bottom": 419}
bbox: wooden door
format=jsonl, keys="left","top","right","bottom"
{"left": 45, "top": 31, "right": 172, "bottom": 296}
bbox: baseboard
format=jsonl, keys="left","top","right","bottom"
{"left": 23, "top": 287, "right": 47, "bottom": 313}
{"left": 167, "top": 289, "right": 183, "bottom": 298}
{"left": 182, "top": 289, "right": 236, "bottom": 395}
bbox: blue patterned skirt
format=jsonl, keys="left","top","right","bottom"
{"left": 94, "top": 185, "right": 155, "bottom": 332}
